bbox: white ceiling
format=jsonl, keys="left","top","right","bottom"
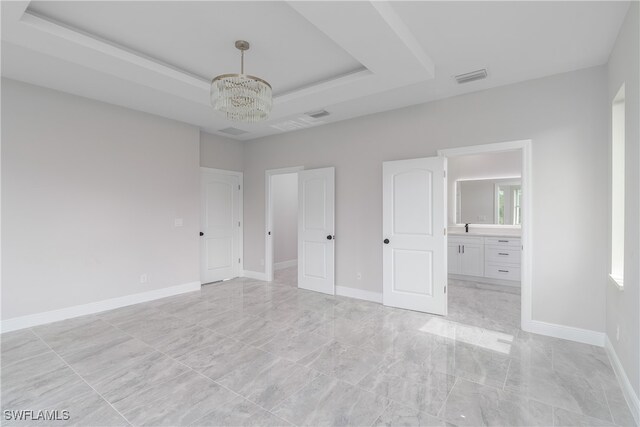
{"left": 1, "top": 1, "right": 630, "bottom": 141}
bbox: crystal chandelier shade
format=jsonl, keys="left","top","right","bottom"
{"left": 210, "top": 41, "right": 272, "bottom": 123}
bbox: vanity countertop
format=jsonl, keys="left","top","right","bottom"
{"left": 448, "top": 230, "right": 521, "bottom": 238}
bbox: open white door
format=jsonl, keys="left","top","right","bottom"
{"left": 298, "top": 167, "right": 335, "bottom": 295}
{"left": 200, "top": 169, "right": 241, "bottom": 284}
{"left": 382, "top": 157, "right": 447, "bottom": 315}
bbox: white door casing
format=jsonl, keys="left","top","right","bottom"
{"left": 200, "top": 168, "right": 241, "bottom": 284}
{"left": 298, "top": 167, "right": 335, "bottom": 295}
{"left": 383, "top": 157, "right": 447, "bottom": 315}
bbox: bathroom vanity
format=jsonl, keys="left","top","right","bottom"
{"left": 448, "top": 233, "right": 521, "bottom": 285}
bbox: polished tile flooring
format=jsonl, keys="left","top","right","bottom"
{"left": 1, "top": 267, "right": 636, "bottom": 426}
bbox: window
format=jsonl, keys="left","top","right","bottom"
{"left": 513, "top": 188, "right": 522, "bottom": 226}
{"left": 610, "top": 84, "right": 625, "bottom": 289}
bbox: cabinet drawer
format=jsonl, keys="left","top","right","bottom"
{"left": 484, "top": 264, "right": 520, "bottom": 281}
{"left": 484, "top": 237, "right": 521, "bottom": 248}
{"left": 485, "top": 247, "right": 521, "bottom": 265}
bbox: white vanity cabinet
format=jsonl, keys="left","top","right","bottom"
{"left": 448, "top": 236, "right": 485, "bottom": 277}
{"left": 448, "top": 234, "right": 521, "bottom": 284}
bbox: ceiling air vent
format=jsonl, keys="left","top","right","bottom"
{"left": 218, "top": 127, "right": 249, "bottom": 136}
{"left": 305, "top": 109, "right": 330, "bottom": 119}
{"left": 454, "top": 69, "right": 488, "bottom": 84}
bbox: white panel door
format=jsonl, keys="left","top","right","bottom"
{"left": 200, "top": 169, "right": 241, "bottom": 284}
{"left": 298, "top": 167, "right": 335, "bottom": 295}
{"left": 383, "top": 157, "right": 447, "bottom": 315}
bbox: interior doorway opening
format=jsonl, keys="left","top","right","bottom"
{"left": 438, "top": 140, "right": 532, "bottom": 331}
{"left": 265, "top": 166, "right": 304, "bottom": 282}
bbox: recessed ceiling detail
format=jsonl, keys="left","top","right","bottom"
{"left": 1, "top": 1, "right": 629, "bottom": 141}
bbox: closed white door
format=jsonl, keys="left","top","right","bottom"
{"left": 383, "top": 157, "right": 447, "bottom": 315}
{"left": 298, "top": 167, "right": 335, "bottom": 295}
{"left": 200, "top": 169, "right": 241, "bottom": 284}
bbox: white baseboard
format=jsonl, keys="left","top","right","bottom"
{"left": 242, "top": 270, "right": 269, "bottom": 281}
{"left": 522, "top": 319, "right": 605, "bottom": 347}
{"left": 0, "top": 281, "right": 201, "bottom": 333}
{"left": 605, "top": 335, "right": 640, "bottom": 425}
{"left": 336, "top": 286, "right": 383, "bottom": 304}
{"left": 274, "top": 259, "right": 297, "bottom": 270}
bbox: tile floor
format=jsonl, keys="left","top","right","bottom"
{"left": 1, "top": 267, "right": 636, "bottom": 426}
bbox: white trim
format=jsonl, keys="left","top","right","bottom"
{"left": 200, "top": 167, "right": 244, "bottom": 279}
{"left": 274, "top": 259, "right": 297, "bottom": 270}
{"left": 605, "top": 335, "right": 640, "bottom": 425}
{"left": 522, "top": 319, "right": 605, "bottom": 347}
{"left": 241, "top": 270, "right": 269, "bottom": 281}
{"left": 265, "top": 166, "right": 304, "bottom": 282}
{"left": 438, "top": 140, "right": 533, "bottom": 333}
{"left": 336, "top": 286, "right": 383, "bottom": 304}
{"left": 0, "top": 281, "right": 201, "bottom": 333}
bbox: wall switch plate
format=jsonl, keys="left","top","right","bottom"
{"left": 140, "top": 274, "right": 148, "bottom": 284}
{"left": 174, "top": 218, "right": 183, "bottom": 227}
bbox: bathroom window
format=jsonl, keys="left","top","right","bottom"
{"left": 610, "top": 84, "right": 625, "bottom": 289}
{"left": 513, "top": 188, "right": 522, "bottom": 226}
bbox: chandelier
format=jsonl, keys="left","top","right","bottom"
{"left": 211, "top": 40, "right": 272, "bottom": 122}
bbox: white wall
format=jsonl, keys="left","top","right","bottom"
{"left": 606, "top": 2, "right": 639, "bottom": 398}
{"left": 448, "top": 151, "right": 522, "bottom": 225}
{"left": 200, "top": 131, "right": 243, "bottom": 172}
{"left": 1, "top": 78, "right": 200, "bottom": 320}
{"left": 243, "top": 65, "right": 608, "bottom": 333}
{"left": 271, "top": 173, "right": 298, "bottom": 265}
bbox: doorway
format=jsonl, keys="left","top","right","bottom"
{"left": 265, "top": 166, "right": 303, "bottom": 282}
{"left": 438, "top": 140, "right": 532, "bottom": 332}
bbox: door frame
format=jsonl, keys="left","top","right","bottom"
{"left": 265, "top": 166, "right": 304, "bottom": 282}
{"left": 437, "top": 139, "right": 533, "bottom": 330}
{"left": 200, "top": 167, "right": 244, "bottom": 281}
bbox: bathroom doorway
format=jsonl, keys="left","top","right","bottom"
{"left": 438, "top": 140, "right": 532, "bottom": 333}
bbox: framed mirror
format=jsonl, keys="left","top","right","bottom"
{"left": 455, "top": 178, "right": 522, "bottom": 225}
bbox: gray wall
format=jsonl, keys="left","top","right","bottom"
{"left": 1, "top": 79, "right": 200, "bottom": 320}
{"left": 200, "top": 131, "right": 243, "bottom": 172}
{"left": 243, "top": 65, "right": 608, "bottom": 333}
{"left": 272, "top": 173, "right": 298, "bottom": 264}
{"left": 606, "top": 2, "right": 639, "bottom": 396}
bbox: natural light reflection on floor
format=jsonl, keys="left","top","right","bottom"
{"left": 419, "top": 317, "right": 514, "bottom": 355}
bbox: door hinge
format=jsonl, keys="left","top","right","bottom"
{"left": 238, "top": 258, "right": 241, "bottom": 263}
{"left": 444, "top": 285, "right": 447, "bottom": 293}
{"left": 238, "top": 185, "right": 241, "bottom": 190}
{"left": 238, "top": 221, "right": 241, "bottom": 227}
{"left": 444, "top": 228, "right": 447, "bottom": 236}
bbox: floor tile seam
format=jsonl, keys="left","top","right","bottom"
{"left": 501, "top": 358, "right": 513, "bottom": 391}
{"left": 436, "top": 375, "right": 459, "bottom": 419}
{"left": 28, "top": 327, "right": 133, "bottom": 427}
{"left": 367, "top": 397, "right": 393, "bottom": 427}
{"left": 204, "top": 376, "right": 295, "bottom": 426}
{"left": 1, "top": 331, "right": 56, "bottom": 369}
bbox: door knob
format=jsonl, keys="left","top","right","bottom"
{"left": 199, "top": 232, "right": 204, "bottom": 236}
{"left": 326, "top": 235, "right": 333, "bottom": 240}
{"left": 384, "top": 238, "right": 390, "bottom": 244}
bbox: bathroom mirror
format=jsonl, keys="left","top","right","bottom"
{"left": 456, "top": 178, "right": 522, "bottom": 225}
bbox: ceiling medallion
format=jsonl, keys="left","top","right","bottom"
{"left": 211, "top": 40, "right": 272, "bottom": 122}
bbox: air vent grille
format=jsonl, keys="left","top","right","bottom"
{"left": 218, "top": 127, "right": 248, "bottom": 136}
{"left": 455, "top": 69, "right": 488, "bottom": 84}
{"left": 306, "top": 109, "right": 330, "bottom": 119}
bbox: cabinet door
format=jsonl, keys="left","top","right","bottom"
{"left": 448, "top": 243, "right": 461, "bottom": 274}
{"left": 460, "top": 243, "right": 484, "bottom": 276}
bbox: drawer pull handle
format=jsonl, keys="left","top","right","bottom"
{"left": 498, "top": 253, "right": 509, "bottom": 255}
{"left": 498, "top": 269, "right": 509, "bottom": 273}
{"left": 498, "top": 240, "right": 509, "bottom": 243}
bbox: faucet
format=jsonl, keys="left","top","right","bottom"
{"left": 465, "top": 223, "right": 470, "bottom": 233}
